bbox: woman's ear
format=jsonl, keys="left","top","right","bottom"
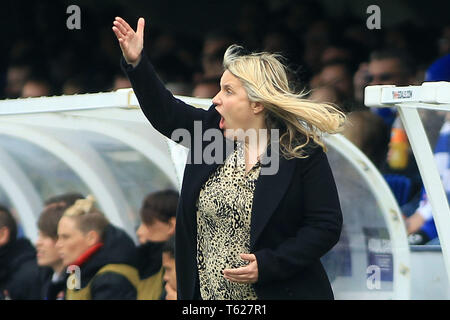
{"left": 0, "top": 226, "right": 10, "bottom": 246}
{"left": 86, "top": 230, "right": 101, "bottom": 246}
{"left": 252, "top": 102, "right": 265, "bottom": 115}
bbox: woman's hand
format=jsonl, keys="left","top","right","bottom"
{"left": 222, "top": 253, "right": 259, "bottom": 284}
{"left": 112, "top": 16, "right": 145, "bottom": 67}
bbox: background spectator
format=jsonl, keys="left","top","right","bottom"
{"left": 162, "top": 235, "right": 176, "bottom": 300}
{"left": 0, "top": 204, "right": 41, "bottom": 299}
{"left": 135, "top": 190, "right": 179, "bottom": 300}
{"left": 37, "top": 192, "right": 84, "bottom": 300}
{"left": 56, "top": 195, "right": 139, "bottom": 300}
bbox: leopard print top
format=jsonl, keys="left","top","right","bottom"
{"left": 196, "top": 141, "right": 261, "bottom": 300}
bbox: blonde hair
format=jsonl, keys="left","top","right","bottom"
{"left": 63, "top": 195, "right": 109, "bottom": 240}
{"left": 223, "top": 44, "right": 346, "bottom": 159}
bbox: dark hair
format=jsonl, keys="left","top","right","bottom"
{"left": 0, "top": 204, "right": 18, "bottom": 242}
{"left": 38, "top": 203, "right": 69, "bottom": 239}
{"left": 140, "top": 190, "right": 179, "bottom": 225}
{"left": 44, "top": 192, "right": 85, "bottom": 206}
{"left": 369, "top": 48, "right": 415, "bottom": 76}
{"left": 194, "top": 76, "right": 221, "bottom": 87}
{"left": 162, "top": 235, "right": 175, "bottom": 258}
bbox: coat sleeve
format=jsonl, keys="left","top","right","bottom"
{"left": 254, "top": 150, "right": 343, "bottom": 284}
{"left": 90, "top": 272, "right": 137, "bottom": 300}
{"left": 121, "top": 54, "right": 216, "bottom": 145}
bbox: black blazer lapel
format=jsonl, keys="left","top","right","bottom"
{"left": 180, "top": 137, "right": 235, "bottom": 230}
{"left": 250, "top": 155, "right": 296, "bottom": 250}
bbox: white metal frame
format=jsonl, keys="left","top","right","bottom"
{"left": 0, "top": 146, "right": 43, "bottom": 242}
{"left": 365, "top": 81, "right": 450, "bottom": 289}
{"left": 0, "top": 123, "right": 129, "bottom": 234}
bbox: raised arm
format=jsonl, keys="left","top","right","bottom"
{"left": 112, "top": 17, "right": 215, "bottom": 143}
{"left": 112, "top": 17, "right": 144, "bottom": 68}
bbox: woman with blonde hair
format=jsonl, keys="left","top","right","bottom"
{"left": 113, "top": 17, "right": 345, "bottom": 300}
{"left": 56, "top": 196, "right": 140, "bottom": 299}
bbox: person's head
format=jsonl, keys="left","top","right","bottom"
{"left": 192, "top": 76, "right": 221, "bottom": 98}
{"left": 342, "top": 110, "right": 389, "bottom": 168}
{"left": 56, "top": 195, "right": 109, "bottom": 266}
{"left": 162, "top": 236, "right": 176, "bottom": 296}
{"left": 0, "top": 205, "right": 17, "bottom": 247}
{"left": 36, "top": 193, "right": 84, "bottom": 270}
{"left": 136, "top": 190, "right": 179, "bottom": 244}
{"left": 367, "top": 49, "right": 415, "bottom": 86}
{"left": 36, "top": 203, "right": 67, "bottom": 271}
{"left": 5, "top": 64, "right": 31, "bottom": 98}
{"left": 62, "top": 77, "right": 84, "bottom": 95}
{"left": 112, "top": 74, "right": 131, "bottom": 90}
{"left": 438, "top": 25, "right": 450, "bottom": 56}
{"left": 309, "top": 86, "right": 340, "bottom": 104}
{"left": 212, "top": 44, "right": 345, "bottom": 158}
{"left": 202, "top": 44, "right": 228, "bottom": 78}
{"left": 318, "top": 62, "right": 353, "bottom": 99}
{"left": 21, "top": 77, "right": 51, "bottom": 98}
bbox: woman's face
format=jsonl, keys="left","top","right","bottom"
{"left": 56, "top": 216, "right": 92, "bottom": 266}
{"left": 212, "top": 70, "right": 262, "bottom": 139}
{"left": 35, "top": 231, "right": 63, "bottom": 269}
{"left": 136, "top": 218, "right": 175, "bottom": 244}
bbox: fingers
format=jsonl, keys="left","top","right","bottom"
{"left": 223, "top": 263, "right": 253, "bottom": 275}
{"left": 112, "top": 26, "right": 125, "bottom": 41}
{"left": 115, "top": 16, "right": 133, "bottom": 33}
{"left": 223, "top": 267, "right": 257, "bottom": 284}
{"left": 113, "top": 20, "right": 128, "bottom": 37}
{"left": 136, "top": 17, "right": 145, "bottom": 36}
{"left": 240, "top": 253, "right": 256, "bottom": 261}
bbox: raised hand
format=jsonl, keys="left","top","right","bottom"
{"left": 112, "top": 17, "right": 145, "bottom": 67}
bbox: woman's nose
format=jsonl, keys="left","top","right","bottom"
{"left": 212, "top": 92, "right": 220, "bottom": 105}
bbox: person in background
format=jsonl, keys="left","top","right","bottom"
{"left": 192, "top": 76, "right": 221, "bottom": 99}
{"left": 37, "top": 192, "right": 84, "bottom": 300}
{"left": 0, "top": 204, "right": 41, "bottom": 299}
{"left": 365, "top": 49, "right": 423, "bottom": 211}
{"left": 135, "top": 189, "right": 179, "bottom": 300}
{"left": 341, "top": 110, "right": 390, "bottom": 170}
{"left": 20, "top": 76, "right": 51, "bottom": 98}
{"left": 56, "top": 195, "right": 139, "bottom": 299}
{"left": 406, "top": 53, "right": 450, "bottom": 245}
{"left": 162, "top": 235, "right": 177, "bottom": 300}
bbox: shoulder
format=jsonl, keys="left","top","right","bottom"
{"left": 91, "top": 271, "right": 137, "bottom": 299}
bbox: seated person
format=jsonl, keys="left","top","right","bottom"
{"left": 405, "top": 54, "right": 450, "bottom": 245}
{"left": 407, "top": 118, "right": 450, "bottom": 245}
{"left": 162, "top": 236, "right": 177, "bottom": 300}
{"left": 0, "top": 205, "right": 41, "bottom": 299}
{"left": 36, "top": 193, "right": 84, "bottom": 299}
{"left": 135, "top": 190, "right": 179, "bottom": 300}
{"left": 56, "top": 195, "right": 139, "bottom": 299}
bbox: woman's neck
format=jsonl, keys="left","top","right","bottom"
{"left": 242, "top": 127, "right": 269, "bottom": 171}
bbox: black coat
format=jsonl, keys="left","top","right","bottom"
{"left": 72, "top": 224, "right": 139, "bottom": 299}
{"left": 122, "top": 54, "right": 343, "bottom": 300}
{"left": 0, "top": 238, "right": 41, "bottom": 299}
{"left": 38, "top": 267, "right": 66, "bottom": 300}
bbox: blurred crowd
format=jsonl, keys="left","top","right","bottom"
{"left": 1, "top": 0, "right": 450, "bottom": 299}
{"left": 2, "top": 1, "right": 449, "bottom": 103}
